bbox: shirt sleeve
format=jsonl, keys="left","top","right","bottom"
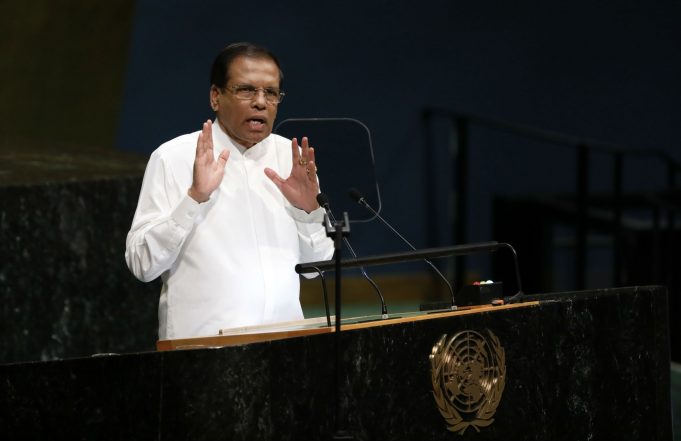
{"left": 125, "top": 151, "right": 202, "bottom": 282}
{"left": 287, "top": 205, "right": 335, "bottom": 278}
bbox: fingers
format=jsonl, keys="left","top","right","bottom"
{"left": 291, "top": 137, "right": 300, "bottom": 162}
{"left": 304, "top": 145, "right": 317, "bottom": 181}
{"left": 217, "top": 149, "right": 230, "bottom": 168}
{"left": 301, "top": 138, "right": 315, "bottom": 167}
{"left": 196, "top": 120, "right": 214, "bottom": 159}
{"left": 306, "top": 160, "right": 318, "bottom": 181}
{"left": 264, "top": 167, "right": 284, "bottom": 188}
{"left": 300, "top": 137, "right": 310, "bottom": 157}
{"left": 292, "top": 137, "right": 315, "bottom": 163}
{"left": 292, "top": 137, "right": 318, "bottom": 182}
{"left": 202, "top": 120, "right": 213, "bottom": 150}
{"left": 307, "top": 146, "right": 315, "bottom": 166}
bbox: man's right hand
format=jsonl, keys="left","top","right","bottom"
{"left": 188, "top": 120, "right": 230, "bottom": 203}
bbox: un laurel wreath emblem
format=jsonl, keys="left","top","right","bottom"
{"left": 430, "top": 329, "right": 506, "bottom": 435}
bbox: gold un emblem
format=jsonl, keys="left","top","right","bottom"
{"left": 430, "top": 330, "right": 506, "bottom": 435}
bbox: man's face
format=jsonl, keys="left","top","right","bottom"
{"left": 211, "top": 56, "right": 281, "bottom": 148}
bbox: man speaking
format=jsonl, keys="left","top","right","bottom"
{"left": 125, "top": 42, "right": 334, "bottom": 340}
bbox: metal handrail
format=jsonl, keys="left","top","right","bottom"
{"left": 423, "top": 108, "right": 681, "bottom": 168}
{"left": 422, "top": 107, "right": 680, "bottom": 290}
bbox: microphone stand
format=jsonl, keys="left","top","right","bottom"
{"left": 323, "top": 212, "right": 354, "bottom": 440}
{"left": 349, "top": 189, "right": 456, "bottom": 309}
{"left": 318, "top": 193, "right": 388, "bottom": 319}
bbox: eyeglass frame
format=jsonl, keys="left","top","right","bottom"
{"left": 223, "top": 84, "right": 286, "bottom": 104}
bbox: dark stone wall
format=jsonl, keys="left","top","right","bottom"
{"left": 0, "top": 175, "right": 159, "bottom": 364}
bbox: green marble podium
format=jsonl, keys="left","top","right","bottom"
{"left": 0, "top": 286, "right": 671, "bottom": 440}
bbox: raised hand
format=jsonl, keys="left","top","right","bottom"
{"left": 264, "top": 137, "right": 320, "bottom": 213}
{"left": 188, "top": 120, "right": 230, "bottom": 203}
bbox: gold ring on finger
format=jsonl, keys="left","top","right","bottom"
{"left": 299, "top": 158, "right": 307, "bottom": 166}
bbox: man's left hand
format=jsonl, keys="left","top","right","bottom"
{"left": 264, "top": 137, "right": 320, "bottom": 213}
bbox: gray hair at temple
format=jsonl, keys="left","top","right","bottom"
{"left": 210, "top": 42, "right": 284, "bottom": 90}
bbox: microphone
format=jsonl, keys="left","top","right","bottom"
{"left": 316, "top": 192, "right": 332, "bottom": 213}
{"left": 348, "top": 188, "right": 456, "bottom": 310}
{"left": 316, "top": 193, "right": 389, "bottom": 318}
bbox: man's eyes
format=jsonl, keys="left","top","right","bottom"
{"left": 236, "top": 86, "right": 279, "bottom": 96}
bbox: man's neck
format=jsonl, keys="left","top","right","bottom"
{"left": 215, "top": 119, "right": 265, "bottom": 154}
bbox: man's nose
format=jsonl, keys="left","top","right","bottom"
{"left": 251, "top": 90, "right": 268, "bottom": 108}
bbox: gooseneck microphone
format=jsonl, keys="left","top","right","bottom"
{"left": 348, "top": 188, "right": 456, "bottom": 310}
{"left": 316, "top": 193, "right": 389, "bottom": 318}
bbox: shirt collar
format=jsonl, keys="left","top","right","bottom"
{"left": 212, "top": 119, "right": 270, "bottom": 159}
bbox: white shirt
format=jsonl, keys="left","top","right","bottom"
{"left": 125, "top": 122, "right": 334, "bottom": 340}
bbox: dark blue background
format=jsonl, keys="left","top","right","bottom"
{"left": 116, "top": 0, "right": 681, "bottom": 277}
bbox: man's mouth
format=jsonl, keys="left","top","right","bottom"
{"left": 247, "top": 117, "right": 266, "bottom": 130}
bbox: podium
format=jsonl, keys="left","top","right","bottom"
{"left": 0, "top": 286, "right": 672, "bottom": 440}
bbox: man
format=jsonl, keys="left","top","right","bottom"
{"left": 125, "top": 42, "right": 334, "bottom": 340}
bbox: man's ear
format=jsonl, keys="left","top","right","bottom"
{"left": 209, "top": 86, "right": 220, "bottom": 111}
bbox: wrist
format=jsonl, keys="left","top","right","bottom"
{"left": 188, "top": 186, "right": 210, "bottom": 203}
{"left": 302, "top": 203, "right": 320, "bottom": 214}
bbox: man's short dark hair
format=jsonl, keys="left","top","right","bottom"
{"left": 210, "top": 42, "right": 284, "bottom": 90}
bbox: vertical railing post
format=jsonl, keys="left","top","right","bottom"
{"left": 576, "top": 144, "right": 589, "bottom": 290}
{"left": 613, "top": 152, "right": 623, "bottom": 286}
{"left": 652, "top": 206, "right": 661, "bottom": 282}
{"left": 664, "top": 161, "right": 677, "bottom": 285}
{"left": 454, "top": 117, "right": 469, "bottom": 285}
{"left": 422, "top": 109, "right": 437, "bottom": 249}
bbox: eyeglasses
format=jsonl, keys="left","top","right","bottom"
{"left": 225, "top": 84, "right": 285, "bottom": 104}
